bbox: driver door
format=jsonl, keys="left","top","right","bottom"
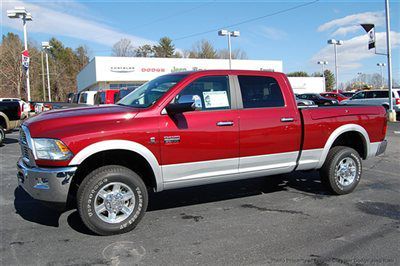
{"left": 159, "top": 75, "right": 239, "bottom": 185}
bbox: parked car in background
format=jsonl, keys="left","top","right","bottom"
{"left": 72, "top": 93, "right": 81, "bottom": 104}
{"left": 320, "top": 92, "right": 349, "bottom": 102}
{"left": 295, "top": 96, "right": 315, "bottom": 106}
{"left": 0, "top": 101, "right": 22, "bottom": 145}
{"left": 297, "top": 93, "right": 338, "bottom": 105}
{"left": 0, "top": 98, "right": 30, "bottom": 119}
{"left": 78, "top": 91, "right": 97, "bottom": 105}
{"left": 114, "top": 88, "right": 136, "bottom": 102}
{"left": 341, "top": 92, "right": 356, "bottom": 98}
{"left": 66, "top": 93, "right": 75, "bottom": 103}
{"left": 341, "top": 89, "right": 400, "bottom": 113}
{"left": 18, "top": 70, "right": 387, "bottom": 235}
{"left": 94, "top": 89, "right": 119, "bottom": 104}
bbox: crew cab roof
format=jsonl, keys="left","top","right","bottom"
{"left": 165, "top": 69, "right": 283, "bottom": 76}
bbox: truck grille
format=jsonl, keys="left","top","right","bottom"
{"left": 19, "top": 126, "right": 35, "bottom": 167}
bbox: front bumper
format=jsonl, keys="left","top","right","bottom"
{"left": 17, "top": 158, "right": 77, "bottom": 204}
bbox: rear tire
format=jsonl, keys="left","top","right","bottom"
{"left": 0, "top": 126, "right": 5, "bottom": 146}
{"left": 77, "top": 165, "right": 148, "bottom": 235}
{"left": 319, "top": 146, "right": 362, "bottom": 195}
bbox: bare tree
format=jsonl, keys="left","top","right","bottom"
{"left": 112, "top": 38, "right": 135, "bottom": 57}
{"left": 217, "top": 48, "right": 248, "bottom": 59}
{"left": 0, "top": 33, "right": 24, "bottom": 98}
{"left": 188, "top": 39, "right": 218, "bottom": 59}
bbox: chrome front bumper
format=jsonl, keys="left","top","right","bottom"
{"left": 17, "top": 158, "right": 77, "bottom": 204}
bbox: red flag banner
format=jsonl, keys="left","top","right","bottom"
{"left": 21, "top": 50, "right": 30, "bottom": 70}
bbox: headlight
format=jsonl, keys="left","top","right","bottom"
{"left": 33, "top": 138, "right": 73, "bottom": 160}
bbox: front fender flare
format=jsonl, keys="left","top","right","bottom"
{"left": 68, "top": 140, "right": 163, "bottom": 191}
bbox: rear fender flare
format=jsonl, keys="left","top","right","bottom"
{"left": 317, "top": 124, "right": 370, "bottom": 168}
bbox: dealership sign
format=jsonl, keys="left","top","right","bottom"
{"left": 21, "top": 50, "right": 30, "bottom": 70}
{"left": 110, "top": 66, "right": 135, "bottom": 73}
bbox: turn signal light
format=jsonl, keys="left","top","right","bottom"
{"left": 55, "top": 140, "right": 70, "bottom": 153}
{"left": 395, "top": 98, "right": 400, "bottom": 105}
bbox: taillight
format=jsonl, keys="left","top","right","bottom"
{"left": 395, "top": 98, "right": 400, "bottom": 105}
{"left": 17, "top": 104, "right": 22, "bottom": 118}
{"left": 383, "top": 116, "right": 388, "bottom": 137}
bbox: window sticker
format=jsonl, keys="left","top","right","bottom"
{"left": 202, "top": 91, "right": 229, "bottom": 108}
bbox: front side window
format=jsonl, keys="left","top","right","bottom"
{"left": 173, "top": 76, "right": 231, "bottom": 111}
{"left": 239, "top": 76, "right": 284, "bottom": 108}
{"left": 118, "top": 74, "right": 188, "bottom": 108}
{"left": 352, "top": 92, "right": 366, "bottom": 99}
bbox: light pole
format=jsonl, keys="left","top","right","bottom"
{"left": 218, "top": 29, "right": 240, "bottom": 69}
{"left": 41, "top": 51, "right": 46, "bottom": 101}
{"left": 327, "top": 39, "right": 343, "bottom": 93}
{"left": 7, "top": 7, "right": 33, "bottom": 101}
{"left": 377, "top": 63, "right": 386, "bottom": 89}
{"left": 317, "top": 61, "right": 328, "bottom": 91}
{"left": 384, "top": 0, "right": 395, "bottom": 121}
{"left": 42, "top": 42, "right": 52, "bottom": 102}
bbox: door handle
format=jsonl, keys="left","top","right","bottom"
{"left": 281, "top": 117, "right": 294, "bottom": 122}
{"left": 217, "top": 121, "right": 234, "bottom": 126}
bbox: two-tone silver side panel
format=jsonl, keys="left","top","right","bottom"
{"left": 162, "top": 151, "right": 300, "bottom": 190}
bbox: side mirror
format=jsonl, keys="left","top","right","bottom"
{"left": 166, "top": 101, "right": 195, "bottom": 115}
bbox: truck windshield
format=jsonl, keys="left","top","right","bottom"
{"left": 117, "top": 74, "right": 188, "bottom": 108}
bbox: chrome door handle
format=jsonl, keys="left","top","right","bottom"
{"left": 281, "top": 117, "right": 294, "bottom": 122}
{"left": 217, "top": 121, "right": 234, "bottom": 126}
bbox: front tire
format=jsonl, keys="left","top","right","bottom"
{"left": 319, "top": 146, "right": 362, "bottom": 195}
{"left": 0, "top": 126, "right": 5, "bottom": 146}
{"left": 77, "top": 165, "right": 148, "bottom": 235}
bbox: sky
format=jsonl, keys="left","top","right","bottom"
{"left": 1, "top": 0, "right": 400, "bottom": 84}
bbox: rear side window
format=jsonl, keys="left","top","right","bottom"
{"left": 367, "top": 91, "right": 389, "bottom": 98}
{"left": 238, "top": 76, "right": 284, "bottom": 108}
{"left": 174, "top": 76, "right": 231, "bottom": 111}
{"left": 79, "top": 93, "right": 87, "bottom": 103}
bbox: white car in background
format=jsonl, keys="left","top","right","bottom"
{"left": 340, "top": 89, "right": 400, "bottom": 113}
{"left": 0, "top": 98, "right": 30, "bottom": 119}
{"left": 78, "top": 91, "right": 98, "bottom": 105}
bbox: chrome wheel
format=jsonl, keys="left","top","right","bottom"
{"left": 94, "top": 182, "right": 135, "bottom": 224}
{"left": 335, "top": 157, "right": 357, "bottom": 186}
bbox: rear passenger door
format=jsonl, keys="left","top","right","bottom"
{"left": 235, "top": 75, "right": 301, "bottom": 175}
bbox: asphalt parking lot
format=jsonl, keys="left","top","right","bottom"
{"left": 1, "top": 123, "right": 399, "bottom": 265}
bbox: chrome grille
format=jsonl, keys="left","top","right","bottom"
{"left": 19, "top": 128, "right": 27, "bottom": 145}
{"left": 19, "top": 126, "right": 35, "bottom": 167}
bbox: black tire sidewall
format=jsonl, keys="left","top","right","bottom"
{"left": 329, "top": 148, "right": 362, "bottom": 194}
{"left": 0, "top": 126, "right": 4, "bottom": 146}
{"left": 78, "top": 166, "right": 148, "bottom": 235}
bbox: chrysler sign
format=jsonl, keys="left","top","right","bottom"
{"left": 110, "top": 66, "right": 135, "bottom": 73}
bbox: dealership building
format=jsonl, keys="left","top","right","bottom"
{"left": 77, "top": 56, "right": 324, "bottom": 93}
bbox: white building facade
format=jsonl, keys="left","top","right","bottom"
{"left": 77, "top": 56, "right": 324, "bottom": 93}
{"left": 77, "top": 56, "right": 283, "bottom": 92}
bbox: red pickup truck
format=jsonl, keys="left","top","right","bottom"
{"left": 17, "top": 70, "right": 387, "bottom": 235}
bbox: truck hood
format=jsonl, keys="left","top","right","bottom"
{"left": 24, "top": 105, "right": 140, "bottom": 138}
